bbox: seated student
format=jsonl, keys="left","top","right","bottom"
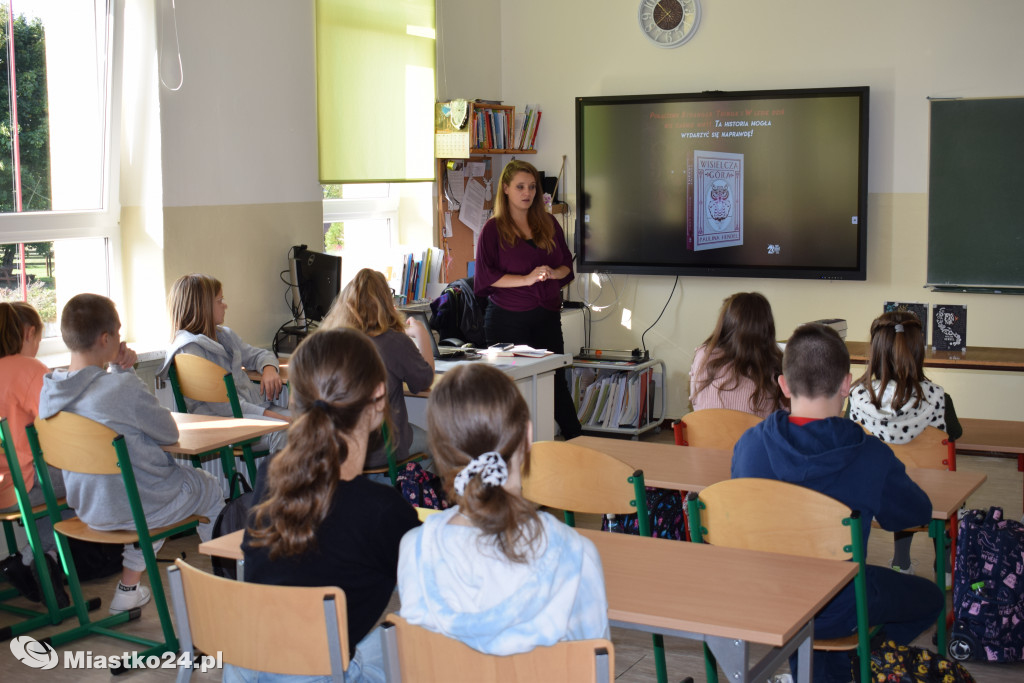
{"left": 398, "top": 363, "right": 609, "bottom": 654}
{"left": 848, "top": 311, "right": 963, "bottom": 575}
{"left": 231, "top": 328, "right": 419, "bottom": 683}
{"left": 0, "top": 302, "right": 69, "bottom": 605}
{"left": 321, "top": 268, "right": 434, "bottom": 471}
{"left": 732, "top": 323, "right": 943, "bottom": 683}
{"left": 38, "top": 294, "right": 225, "bottom": 613}
{"left": 159, "top": 273, "right": 289, "bottom": 486}
{"left": 689, "top": 292, "right": 786, "bottom": 417}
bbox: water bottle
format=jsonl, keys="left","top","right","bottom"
{"left": 605, "top": 513, "right": 621, "bottom": 533}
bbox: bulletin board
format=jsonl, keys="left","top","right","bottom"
{"left": 437, "top": 156, "right": 494, "bottom": 281}
{"left": 927, "top": 97, "right": 1024, "bottom": 292}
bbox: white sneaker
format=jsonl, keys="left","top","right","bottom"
{"left": 109, "top": 582, "right": 151, "bottom": 614}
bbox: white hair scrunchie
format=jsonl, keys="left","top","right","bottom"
{"left": 453, "top": 451, "right": 509, "bottom": 496}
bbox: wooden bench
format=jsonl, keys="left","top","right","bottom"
{"left": 955, "top": 418, "right": 1024, "bottom": 509}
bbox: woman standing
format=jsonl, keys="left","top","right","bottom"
{"left": 474, "top": 160, "right": 581, "bottom": 438}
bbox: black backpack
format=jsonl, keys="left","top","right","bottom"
{"left": 210, "top": 473, "right": 254, "bottom": 580}
{"left": 429, "top": 277, "right": 488, "bottom": 348}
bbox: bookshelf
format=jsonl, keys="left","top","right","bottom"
{"left": 571, "top": 358, "right": 666, "bottom": 439}
{"left": 470, "top": 102, "right": 540, "bottom": 154}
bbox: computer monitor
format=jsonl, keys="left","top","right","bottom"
{"left": 293, "top": 246, "right": 342, "bottom": 323}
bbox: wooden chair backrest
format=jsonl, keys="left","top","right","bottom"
{"left": 887, "top": 426, "right": 952, "bottom": 470}
{"left": 172, "top": 559, "right": 350, "bottom": 675}
{"left": 174, "top": 354, "right": 232, "bottom": 405}
{"left": 523, "top": 441, "right": 641, "bottom": 515}
{"left": 697, "top": 478, "right": 853, "bottom": 561}
{"left": 383, "top": 613, "right": 613, "bottom": 683}
{"left": 676, "top": 409, "right": 763, "bottom": 450}
{"left": 34, "top": 412, "right": 122, "bottom": 475}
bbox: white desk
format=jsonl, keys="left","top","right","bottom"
{"left": 406, "top": 353, "right": 572, "bottom": 441}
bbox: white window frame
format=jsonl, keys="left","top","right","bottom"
{"left": 0, "top": 0, "right": 124, "bottom": 355}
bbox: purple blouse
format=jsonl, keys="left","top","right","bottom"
{"left": 473, "top": 215, "right": 574, "bottom": 312}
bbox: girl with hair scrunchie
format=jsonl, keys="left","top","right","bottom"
{"left": 226, "top": 329, "right": 420, "bottom": 683}
{"left": 397, "top": 363, "right": 609, "bottom": 656}
{"left": 848, "top": 310, "right": 962, "bottom": 575}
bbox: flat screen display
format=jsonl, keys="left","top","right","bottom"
{"left": 294, "top": 247, "right": 342, "bottom": 322}
{"left": 575, "top": 86, "right": 869, "bottom": 280}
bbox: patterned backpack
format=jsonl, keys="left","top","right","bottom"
{"left": 869, "top": 640, "right": 975, "bottom": 683}
{"left": 395, "top": 462, "right": 450, "bottom": 511}
{"left": 601, "top": 487, "right": 686, "bottom": 541}
{"left": 949, "top": 506, "right": 1024, "bottom": 662}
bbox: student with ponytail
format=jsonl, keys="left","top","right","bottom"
{"left": 229, "top": 329, "right": 419, "bottom": 683}
{"left": 848, "top": 310, "right": 962, "bottom": 574}
{"left": 397, "top": 363, "right": 608, "bottom": 655}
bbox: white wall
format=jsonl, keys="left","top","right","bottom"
{"left": 431, "top": 0, "right": 1024, "bottom": 420}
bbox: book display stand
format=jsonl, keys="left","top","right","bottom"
{"left": 571, "top": 358, "right": 666, "bottom": 439}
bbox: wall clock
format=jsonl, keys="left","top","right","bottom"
{"left": 638, "top": 0, "right": 701, "bottom": 48}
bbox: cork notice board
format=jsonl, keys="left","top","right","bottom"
{"left": 437, "top": 156, "right": 493, "bottom": 282}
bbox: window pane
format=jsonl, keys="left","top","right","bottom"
{"left": 0, "top": 0, "right": 108, "bottom": 214}
{"left": 0, "top": 237, "right": 108, "bottom": 338}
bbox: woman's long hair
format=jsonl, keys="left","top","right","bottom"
{"left": 427, "top": 363, "right": 541, "bottom": 563}
{"left": 491, "top": 160, "right": 555, "bottom": 252}
{"left": 0, "top": 301, "right": 43, "bottom": 357}
{"left": 168, "top": 273, "right": 221, "bottom": 340}
{"left": 854, "top": 311, "right": 927, "bottom": 411}
{"left": 248, "top": 328, "right": 387, "bottom": 559}
{"left": 321, "top": 268, "right": 404, "bottom": 337}
{"left": 694, "top": 292, "right": 785, "bottom": 412}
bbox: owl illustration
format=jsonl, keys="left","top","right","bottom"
{"left": 706, "top": 180, "right": 732, "bottom": 227}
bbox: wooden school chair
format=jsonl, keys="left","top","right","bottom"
{"left": 687, "top": 478, "right": 876, "bottom": 683}
{"left": 168, "top": 353, "right": 264, "bottom": 489}
{"left": 380, "top": 613, "right": 613, "bottom": 683}
{"left": 523, "top": 440, "right": 666, "bottom": 683}
{"left": 0, "top": 418, "right": 88, "bottom": 640}
{"left": 672, "top": 408, "right": 763, "bottom": 450}
{"left": 28, "top": 412, "right": 208, "bottom": 663}
{"left": 168, "top": 559, "right": 350, "bottom": 682}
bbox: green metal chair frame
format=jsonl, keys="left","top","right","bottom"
{"left": 686, "top": 478, "right": 875, "bottom": 683}
{"left": 0, "top": 418, "right": 89, "bottom": 640}
{"left": 167, "top": 355, "right": 266, "bottom": 492}
{"left": 364, "top": 420, "right": 427, "bottom": 486}
{"left": 522, "top": 441, "right": 665, "bottom": 683}
{"left": 27, "top": 412, "right": 207, "bottom": 664}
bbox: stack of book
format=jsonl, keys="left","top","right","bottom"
{"left": 572, "top": 366, "right": 655, "bottom": 430}
{"left": 472, "top": 108, "right": 513, "bottom": 150}
{"left": 397, "top": 246, "right": 444, "bottom": 303}
{"left": 515, "top": 105, "right": 543, "bottom": 151}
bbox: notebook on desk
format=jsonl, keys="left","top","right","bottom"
{"left": 404, "top": 310, "right": 469, "bottom": 360}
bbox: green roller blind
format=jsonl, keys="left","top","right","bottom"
{"left": 315, "top": 0, "right": 435, "bottom": 183}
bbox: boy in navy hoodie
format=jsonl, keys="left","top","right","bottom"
{"left": 732, "top": 323, "right": 943, "bottom": 683}
{"left": 38, "top": 294, "right": 224, "bottom": 614}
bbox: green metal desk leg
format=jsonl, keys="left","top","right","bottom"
{"left": 930, "top": 518, "right": 947, "bottom": 655}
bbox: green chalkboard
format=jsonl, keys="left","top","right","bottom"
{"left": 927, "top": 97, "right": 1024, "bottom": 292}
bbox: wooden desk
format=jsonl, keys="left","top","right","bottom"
{"left": 167, "top": 414, "right": 288, "bottom": 496}
{"left": 847, "top": 341, "right": 1024, "bottom": 372}
{"left": 167, "top": 413, "right": 288, "bottom": 456}
{"left": 571, "top": 436, "right": 988, "bottom": 656}
{"left": 579, "top": 528, "right": 855, "bottom": 683}
{"left": 568, "top": 436, "right": 730, "bottom": 491}
{"left": 198, "top": 528, "right": 851, "bottom": 683}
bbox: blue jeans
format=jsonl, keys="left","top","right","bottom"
{"left": 222, "top": 625, "right": 385, "bottom": 683}
{"left": 790, "top": 565, "right": 944, "bottom": 683}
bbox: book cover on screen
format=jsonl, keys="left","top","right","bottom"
{"left": 687, "top": 150, "right": 744, "bottom": 251}
{"left": 883, "top": 301, "right": 930, "bottom": 346}
{"left": 932, "top": 304, "right": 967, "bottom": 352}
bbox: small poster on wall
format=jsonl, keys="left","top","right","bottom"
{"left": 883, "top": 301, "right": 929, "bottom": 345}
{"left": 932, "top": 304, "right": 967, "bottom": 352}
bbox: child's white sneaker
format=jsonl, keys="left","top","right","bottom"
{"left": 889, "top": 559, "right": 917, "bottom": 575}
{"left": 109, "top": 581, "right": 151, "bottom": 614}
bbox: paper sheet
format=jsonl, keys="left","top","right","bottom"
{"left": 460, "top": 178, "right": 487, "bottom": 233}
{"left": 448, "top": 168, "right": 466, "bottom": 204}
{"left": 467, "top": 161, "right": 485, "bottom": 178}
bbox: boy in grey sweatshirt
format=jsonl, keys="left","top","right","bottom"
{"left": 38, "top": 294, "right": 224, "bottom": 614}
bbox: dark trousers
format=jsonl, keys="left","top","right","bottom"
{"left": 484, "top": 303, "right": 582, "bottom": 439}
{"left": 790, "top": 564, "right": 944, "bottom": 682}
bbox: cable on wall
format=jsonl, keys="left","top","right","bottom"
{"left": 157, "top": 0, "right": 183, "bottom": 91}
{"left": 640, "top": 276, "right": 679, "bottom": 355}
